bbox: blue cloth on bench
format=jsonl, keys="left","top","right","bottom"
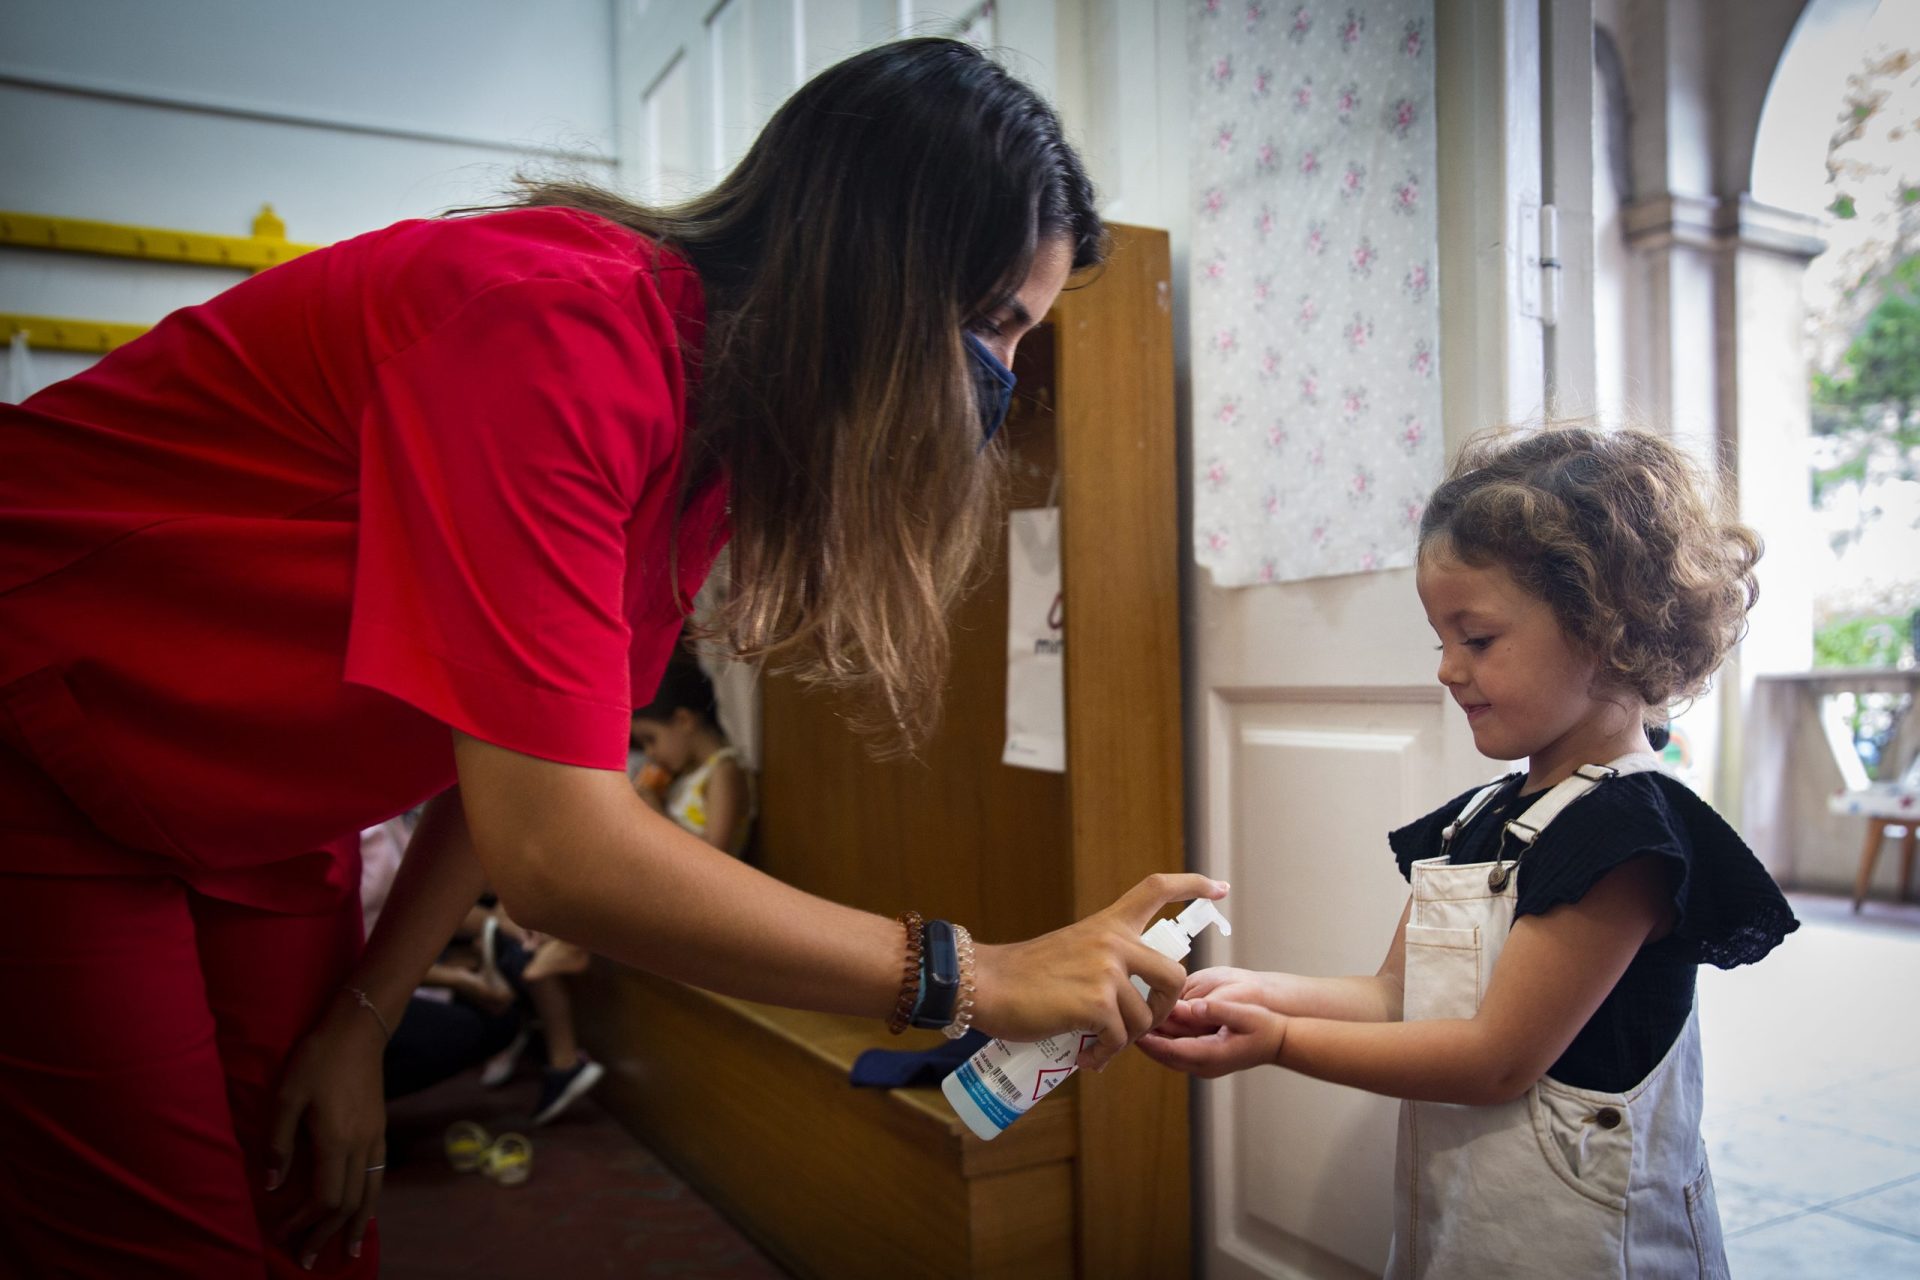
{"left": 849, "top": 1029, "right": 990, "bottom": 1088}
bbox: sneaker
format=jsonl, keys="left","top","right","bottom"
{"left": 479, "top": 1026, "right": 529, "bottom": 1089}
{"left": 531, "top": 1055, "right": 605, "bottom": 1127}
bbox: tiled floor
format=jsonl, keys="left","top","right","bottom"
{"left": 1701, "top": 892, "right": 1920, "bottom": 1278}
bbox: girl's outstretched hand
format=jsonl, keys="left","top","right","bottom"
{"left": 970, "top": 873, "right": 1230, "bottom": 1072}
{"left": 1136, "top": 997, "right": 1289, "bottom": 1079}
{"left": 1180, "top": 965, "right": 1285, "bottom": 1010}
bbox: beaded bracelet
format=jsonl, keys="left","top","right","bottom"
{"left": 887, "top": 911, "right": 924, "bottom": 1034}
{"left": 941, "top": 924, "right": 977, "bottom": 1040}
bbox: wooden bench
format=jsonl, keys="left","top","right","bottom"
{"left": 575, "top": 964, "right": 1077, "bottom": 1278}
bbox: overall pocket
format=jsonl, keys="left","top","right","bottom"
{"left": 1530, "top": 1076, "right": 1633, "bottom": 1210}
{"left": 1402, "top": 924, "right": 1481, "bottom": 1022}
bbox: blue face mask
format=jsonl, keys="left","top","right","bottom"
{"left": 963, "top": 331, "right": 1016, "bottom": 445}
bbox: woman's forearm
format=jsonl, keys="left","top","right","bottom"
{"left": 452, "top": 732, "right": 1227, "bottom": 1051}
{"left": 497, "top": 794, "right": 902, "bottom": 1019}
{"left": 346, "top": 791, "right": 492, "bottom": 1032}
{"left": 457, "top": 735, "right": 899, "bottom": 1018}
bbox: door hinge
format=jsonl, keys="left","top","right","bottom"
{"left": 1518, "top": 203, "right": 1562, "bottom": 326}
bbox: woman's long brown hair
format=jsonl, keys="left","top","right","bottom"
{"left": 500, "top": 39, "right": 1104, "bottom": 753}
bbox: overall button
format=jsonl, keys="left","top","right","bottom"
{"left": 1593, "top": 1107, "right": 1622, "bottom": 1129}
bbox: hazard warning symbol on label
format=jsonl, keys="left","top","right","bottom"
{"left": 1033, "top": 1066, "right": 1075, "bottom": 1100}
{"left": 1077, "top": 1033, "right": 1100, "bottom": 1055}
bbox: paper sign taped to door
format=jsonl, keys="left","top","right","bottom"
{"left": 1004, "top": 507, "right": 1065, "bottom": 773}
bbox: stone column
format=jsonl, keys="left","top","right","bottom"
{"left": 1622, "top": 191, "right": 1822, "bottom": 840}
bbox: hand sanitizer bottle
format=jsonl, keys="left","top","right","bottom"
{"left": 941, "top": 898, "right": 1232, "bottom": 1140}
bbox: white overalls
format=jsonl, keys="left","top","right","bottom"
{"left": 1384, "top": 755, "right": 1730, "bottom": 1279}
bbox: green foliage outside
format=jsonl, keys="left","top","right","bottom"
{"left": 1812, "top": 253, "right": 1920, "bottom": 432}
{"left": 1813, "top": 612, "right": 1913, "bottom": 668}
{"left": 1807, "top": 258, "right": 1920, "bottom": 500}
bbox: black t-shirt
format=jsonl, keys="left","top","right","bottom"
{"left": 1389, "top": 770, "right": 1798, "bottom": 1093}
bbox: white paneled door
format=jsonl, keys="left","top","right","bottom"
{"left": 1177, "top": 2, "right": 1583, "bottom": 1276}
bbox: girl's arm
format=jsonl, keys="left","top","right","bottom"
{"left": 1186, "top": 900, "right": 1411, "bottom": 1023}
{"left": 698, "top": 756, "right": 749, "bottom": 853}
{"left": 1141, "top": 856, "right": 1669, "bottom": 1105}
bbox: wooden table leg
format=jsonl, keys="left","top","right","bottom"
{"left": 1855, "top": 818, "right": 1888, "bottom": 912}
{"left": 1899, "top": 823, "right": 1917, "bottom": 903}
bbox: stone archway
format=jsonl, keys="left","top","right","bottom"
{"left": 1592, "top": 0, "right": 1839, "bottom": 850}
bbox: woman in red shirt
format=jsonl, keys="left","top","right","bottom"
{"left": 0, "top": 37, "right": 1218, "bottom": 1276}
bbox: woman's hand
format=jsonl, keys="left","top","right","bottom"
{"left": 268, "top": 994, "right": 389, "bottom": 1268}
{"left": 1136, "top": 997, "right": 1289, "bottom": 1079}
{"left": 971, "top": 873, "right": 1229, "bottom": 1071}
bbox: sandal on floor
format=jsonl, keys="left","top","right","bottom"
{"left": 444, "top": 1120, "right": 492, "bottom": 1173}
{"left": 481, "top": 1132, "right": 532, "bottom": 1188}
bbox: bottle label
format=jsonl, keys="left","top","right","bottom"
{"left": 952, "top": 1057, "right": 1028, "bottom": 1133}
{"left": 952, "top": 1033, "right": 1081, "bottom": 1134}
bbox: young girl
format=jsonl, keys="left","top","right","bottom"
{"left": 1140, "top": 426, "right": 1798, "bottom": 1278}
{"left": 629, "top": 657, "right": 754, "bottom": 858}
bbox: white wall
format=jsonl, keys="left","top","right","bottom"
{"left": 0, "top": 0, "right": 617, "bottom": 395}
{"left": 613, "top": 0, "right": 999, "bottom": 205}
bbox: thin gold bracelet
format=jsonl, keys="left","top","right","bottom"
{"left": 344, "top": 985, "right": 393, "bottom": 1041}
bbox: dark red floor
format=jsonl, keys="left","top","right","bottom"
{"left": 376, "top": 1065, "right": 787, "bottom": 1278}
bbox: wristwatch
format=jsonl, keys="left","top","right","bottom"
{"left": 909, "top": 919, "right": 961, "bottom": 1030}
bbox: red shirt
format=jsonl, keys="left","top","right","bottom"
{"left": 0, "top": 208, "right": 726, "bottom": 894}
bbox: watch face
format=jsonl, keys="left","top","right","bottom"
{"left": 925, "top": 920, "right": 960, "bottom": 987}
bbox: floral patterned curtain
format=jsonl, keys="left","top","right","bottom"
{"left": 1189, "top": 1, "right": 1445, "bottom": 586}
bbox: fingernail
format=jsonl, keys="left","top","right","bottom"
{"left": 264, "top": 1168, "right": 281, "bottom": 1193}
{"left": 349, "top": 1241, "right": 361, "bottom": 1259}
{"left": 1215, "top": 880, "right": 1231, "bottom": 892}
{"left": 301, "top": 1254, "right": 316, "bottom": 1271}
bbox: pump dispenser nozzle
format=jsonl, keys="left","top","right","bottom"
{"left": 1133, "top": 899, "right": 1233, "bottom": 995}
{"left": 1175, "top": 897, "right": 1232, "bottom": 942}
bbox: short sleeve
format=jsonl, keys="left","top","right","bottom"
{"left": 1515, "top": 773, "right": 1799, "bottom": 970}
{"left": 346, "top": 278, "right": 681, "bottom": 770}
{"left": 1388, "top": 778, "right": 1517, "bottom": 880}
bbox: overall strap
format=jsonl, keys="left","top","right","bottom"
{"left": 1503, "top": 751, "right": 1662, "bottom": 848}
{"left": 1442, "top": 778, "right": 1513, "bottom": 847}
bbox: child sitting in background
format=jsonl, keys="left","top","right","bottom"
{"left": 1140, "top": 425, "right": 1797, "bottom": 1278}
{"left": 361, "top": 823, "right": 603, "bottom": 1125}
{"left": 630, "top": 655, "right": 755, "bottom": 857}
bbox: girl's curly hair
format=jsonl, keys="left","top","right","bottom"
{"left": 1419, "top": 425, "right": 1762, "bottom": 725}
